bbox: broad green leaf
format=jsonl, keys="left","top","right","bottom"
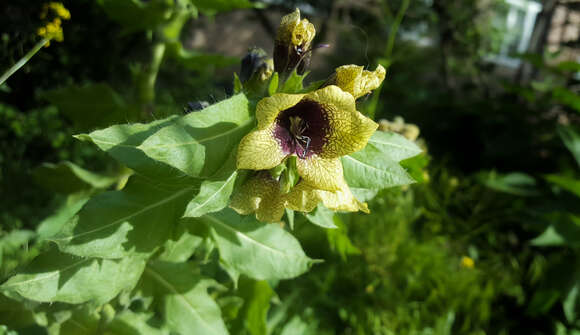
{"left": 98, "top": 0, "right": 173, "bottom": 32}
{"left": 33, "top": 161, "right": 117, "bottom": 194}
{"left": 106, "top": 310, "right": 169, "bottom": 335}
{"left": 183, "top": 155, "right": 238, "bottom": 217}
{"left": 367, "top": 131, "right": 422, "bottom": 162}
{"left": 531, "top": 214, "right": 580, "bottom": 247}
{"left": 36, "top": 193, "right": 91, "bottom": 241}
{"left": 279, "top": 316, "right": 315, "bottom": 335}
{"left": 350, "top": 188, "right": 378, "bottom": 202}
{"left": 133, "top": 93, "right": 253, "bottom": 177}
{"left": 58, "top": 306, "right": 100, "bottom": 335}
{"left": 158, "top": 225, "right": 203, "bottom": 262}
{"left": 76, "top": 115, "right": 180, "bottom": 180}
{"left": 51, "top": 176, "right": 197, "bottom": 259}
{"left": 545, "top": 174, "right": 580, "bottom": 198}
{"left": 304, "top": 206, "right": 337, "bottom": 229}
{"left": 553, "top": 87, "right": 580, "bottom": 113}
{"left": 166, "top": 42, "right": 238, "bottom": 71}
{"left": 45, "top": 83, "right": 137, "bottom": 131}
{"left": 342, "top": 145, "right": 415, "bottom": 190}
{"left": 232, "top": 278, "right": 273, "bottom": 335}
{"left": 558, "top": 124, "right": 580, "bottom": 167}
{"left": 268, "top": 73, "right": 279, "bottom": 96}
{"left": 0, "top": 294, "right": 36, "bottom": 329}
{"left": 480, "top": 171, "right": 540, "bottom": 196}
{"left": 194, "top": 209, "right": 312, "bottom": 280}
{"left": 1, "top": 248, "right": 145, "bottom": 304}
{"left": 144, "top": 262, "right": 228, "bottom": 335}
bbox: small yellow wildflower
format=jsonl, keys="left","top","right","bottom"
{"left": 460, "top": 256, "right": 475, "bottom": 269}
{"left": 49, "top": 2, "right": 71, "bottom": 20}
{"left": 37, "top": 2, "right": 70, "bottom": 45}
{"left": 378, "top": 116, "right": 420, "bottom": 141}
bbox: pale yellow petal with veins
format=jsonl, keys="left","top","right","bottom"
{"left": 305, "top": 85, "right": 378, "bottom": 159}
{"left": 256, "top": 93, "right": 304, "bottom": 129}
{"left": 295, "top": 155, "right": 343, "bottom": 191}
{"left": 334, "top": 65, "right": 386, "bottom": 99}
{"left": 285, "top": 179, "right": 368, "bottom": 214}
{"left": 237, "top": 126, "right": 286, "bottom": 170}
{"left": 229, "top": 174, "right": 285, "bottom": 222}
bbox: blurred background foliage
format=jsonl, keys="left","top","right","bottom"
{"left": 1, "top": 0, "right": 580, "bottom": 334}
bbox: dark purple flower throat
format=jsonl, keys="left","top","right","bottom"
{"left": 273, "top": 99, "right": 329, "bottom": 159}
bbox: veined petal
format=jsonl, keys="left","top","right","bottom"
{"left": 306, "top": 85, "right": 378, "bottom": 158}
{"left": 334, "top": 64, "right": 386, "bottom": 99}
{"left": 256, "top": 93, "right": 304, "bottom": 129}
{"left": 237, "top": 126, "right": 286, "bottom": 170}
{"left": 285, "top": 179, "right": 368, "bottom": 214}
{"left": 296, "top": 155, "right": 343, "bottom": 191}
{"left": 276, "top": 9, "right": 315, "bottom": 47}
{"left": 229, "top": 174, "right": 285, "bottom": 222}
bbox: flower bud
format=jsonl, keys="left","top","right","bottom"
{"left": 331, "top": 64, "right": 386, "bottom": 99}
{"left": 273, "top": 9, "right": 315, "bottom": 76}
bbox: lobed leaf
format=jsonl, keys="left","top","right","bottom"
{"left": 193, "top": 209, "right": 313, "bottom": 280}
{"left": 342, "top": 145, "right": 415, "bottom": 190}
{"left": 1, "top": 248, "right": 145, "bottom": 304}
{"left": 51, "top": 176, "right": 197, "bottom": 259}
{"left": 144, "top": 261, "right": 228, "bottom": 335}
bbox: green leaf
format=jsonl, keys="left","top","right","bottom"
{"left": 191, "top": 0, "right": 258, "bottom": 15}
{"left": 564, "top": 282, "right": 579, "bottom": 323}
{"left": 553, "top": 87, "right": 580, "bottom": 113}
{"left": 158, "top": 225, "right": 204, "bottom": 262}
{"left": 166, "top": 42, "right": 238, "bottom": 71}
{"left": 531, "top": 214, "right": 580, "bottom": 247}
{"left": 1, "top": 247, "right": 145, "bottom": 304}
{"left": 480, "top": 171, "right": 540, "bottom": 196}
{"left": 268, "top": 72, "right": 279, "bottom": 96}
{"left": 194, "top": 209, "right": 312, "bottom": 280}
{"left": 342, "top": 145, "right": 415, "bottom": 190}
{"left": 98, "top": 0, "right": 173, "bottom": 32}
{"left": 279, "top": 70, "right": 308, "bottom": 94}
{"left": 36, "top": 193, "right": 91, "bottom": 241}
{"left": 304, "top": 206, "right": 337, "bottom": 229}
{"left": 33, "top": 161, "right": 117, "bottom": 194}
{"left": 76, "top": 115, "right": 180, "bottom": 181}
{"left": 129, "top": 93, "right": 253, "bottom": 178}
{"left": 51, "top": 176, "right": 197, "bottom": 259}
{"left": 326, "top": 216, "right": 360, "bottom": 261}
{"left": 558, "top": 124, "right": 580, "bottom": 167}
{"left": 183, "top": 154, "right": 238, "bottom": 217}
{"left": 545, "top": 174, "right": 580, "bottom": 198}
{"left": 45, "top": 83, "right": 137, "bottom": 131}
{"left": 107, "top": 310, "right": 169, "bottom": 335}
{"left": 232, "top": 277, "right": 273, "bottom": 335}
{"left": 144, "top": 261, "right": 228, "bottom": 335}
{"left": 367, "top": 131, "right": 422, "bottom": 162}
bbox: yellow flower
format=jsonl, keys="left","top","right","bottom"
{"left": 232, "top": 85, "right": 377, "bottom": 221}
{"left": 273, "top": 9, "right": 316, "bottom": 75}
{"left": 460, "top": 256, "right": 475, "bottom": 269}
{"left": 49, "top": 2, "right": 71, "bottom": 20}
{"left": 333, "top": 64, "right": 386, "bottom": 99}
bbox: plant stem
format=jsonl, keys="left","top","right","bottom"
{"left": 0, "top": 38, "right": 49, "bottom": 86}
{"left": 367, "top": 0, "right": 410, "bottom": 120}
{"left": 137, "top": 40, "right": 166, "bottom": 109}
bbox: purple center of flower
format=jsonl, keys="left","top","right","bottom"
{"left": 273, "top": 99, "right": 329, "bottom": 159}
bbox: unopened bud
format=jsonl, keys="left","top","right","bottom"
{"left": 273, "top": 9, "right": 315, "bottom": 76}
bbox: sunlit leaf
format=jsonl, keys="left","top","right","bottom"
{"left": 193, "top": 209, "right": 313, "bottom": 280}
{"left": 304, "top": 206, "right": 337, "bottom": 228}
{"left": 33, "top": 161, "right": 117, "bottom": 194}
{"left": 367, "top": 131, "right": 422, "bottom": 162}
{"left": 1, "top": 248, "right": 145, "bottom": 304}
{"left": 232, "top": 277, "right": 273, "bottom": 335}
{"left": 144, "top": 261, "right": 228, "bottom": 335}
{"left": 51, "top": 176, "right": 197, "bottom": 259}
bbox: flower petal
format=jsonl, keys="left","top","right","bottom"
{"left": 256, "top": 93, "right": 304, "bottom": 129}
{"left": 229, "top": 174, "right": 285, "bottom": 222}
{"left": 285, "top": 179, "right": 368, "bottom": 214}
{"left": 306, "top": 85, "right": 378, "bottom": 158}
{"left": 237, "top": 126, "right": 286, "bottom": 170}
{"left": 296, "top": 155, "right": 343, "bottom": 191}
{"left": 276, "top": 9, "right": 315, "bottom": 47}
{"left": 334, "top": 64, "right": 386, "bottom": 99}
